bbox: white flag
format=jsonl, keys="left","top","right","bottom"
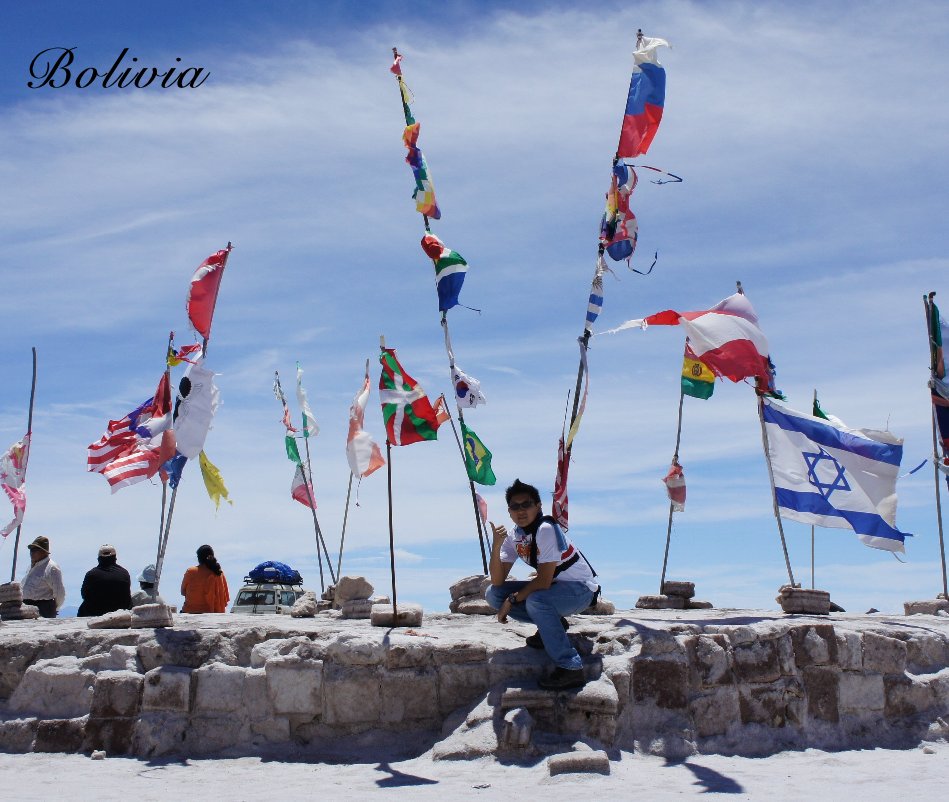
{"left": 174, "top": 360, "right": 220, "bottom": 459}
{"left": 296, "top": 362, "right": 320, "bottom": 438}
{"left": 452, "top": 365, "right": 486, "bottom": 409}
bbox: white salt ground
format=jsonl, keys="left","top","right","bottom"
{"left": 2, "top": 742, "right": 946, "bottom": 801}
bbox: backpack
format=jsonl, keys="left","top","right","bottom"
{"left": 526, "top": 515, "right": 599, "bottom": 598}
{"left": 246, "top": 561, "right": 302, "bottom": 585}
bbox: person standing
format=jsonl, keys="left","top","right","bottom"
{"left": 20, "top": 536, "right": 66, "bottom": 618}
{"left": 486, "top": 479, "right": 599, "bottom": 691}
{"left": 131, "top": 564, "right": 166, "bottom": 606}
{"left": 181, "top": 544, "right": 230, "bottom": 613}
{"left": 77, "top": 544, "right": 132, "bottom": 617}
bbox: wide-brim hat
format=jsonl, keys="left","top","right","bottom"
{"left": 28, "top": 535, "right": 50, "bottom": 554}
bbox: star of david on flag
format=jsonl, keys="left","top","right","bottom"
{"left": 762, "top": 398, "right": 910, "bottom": 553}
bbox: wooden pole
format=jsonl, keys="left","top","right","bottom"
{"left": 302, "top": 434, "right": 337, "bottom": 587}
{"left": 386, "top": 439, "right": 398, "bottom": 616}
{"left": 923, "top": 293, "right": 949, "bottom": 598}
{"left": 811, "top": 388, "right": 817, "bottom": 591}
{"left": 757, "top": 394, "right": 796, "bottom": 587}
{"left": 10, "top": 346, "right": 37, "bottom": 582}
{"left": 337, "top": 472, "right": 353, "bottom": 580}
{"left": 659, "top": 387, "right": 685, "bottom": 593}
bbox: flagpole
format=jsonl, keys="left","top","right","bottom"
{"left": 337, "top": 473, "right": 354, "bottom": 580}
{"left": 757, "top": 394, "right": 796, "bottom": 587}
{"left": 923, "top": 292, "right": 949, "bottom": 598}
{"left": 659, "top": 386, "right": 685, "bottom": 593}
{"left": 441, "top": 392, "right": 490, "bottom": 573}
{"left": 301, "top": 435, "right": 338, "bottom": 587}
{"left": 386, "top": 439, "right": 398, "bottom": 617}
{"left": 153, "top": 331, "right": 175, "bottom": 587}
{"left": 440, "top": 317, "right": 490, "bottom": 572}
{"left": 811, "top": 388, "right": 817, "bottom": 590}
{"left": 9, "top": 346, "right": 37, "bottom": 582}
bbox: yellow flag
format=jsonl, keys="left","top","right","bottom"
{"left": 199, "top": 450, "right": 232, "bottom": 510}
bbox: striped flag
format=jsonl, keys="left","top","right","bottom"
{"left": 421, "top": 233, "right": 467, "bottom": 312}
{"left": 617, "top": 35, "right": 669, "bottom": 158}
{"left": 379, "top": 347, "right": 440, "bottom": 446}
{"left": 291, "top": 464, "right": 316, "bottom": 508}
{"left": 0, "top": 434, "right": 30, "bottom": 537}
{"left": 584, "top": 254, "right": 610, "bottom": 333}
{"left": 101, "top": 444, "right": 164, "bottom": 493}
{"left": 346, "top": 363, "right": 385, "bottom": 478}
{"left": 552, "top": 435, "right": 569, "bottom": 530}
{"left": 681, "top": 344, "right": 715, "bottom": 400}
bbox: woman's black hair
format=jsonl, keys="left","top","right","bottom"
{"left": 197, "top": 544, "right": 223, "bottom": 576}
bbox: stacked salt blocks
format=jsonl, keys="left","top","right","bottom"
{"left": 448, "top": 575, "right": 494, "bottom": 615}
{"left": 0, "top": 582, "right": 40, "bottom": 621}
{"left": 290, "top": 591, "right": 319, "bottom": 618}
{"left": 335, "top": 576, "right": 375, "bottom": 619}
{"left": 88, "top": 603, "right": 175, "bottom": 629}
{"left": 636, "top": 581, "right": 713, "bottom": 611}
{"left": 776, "top": 585, "right": 831, "bottom": 615}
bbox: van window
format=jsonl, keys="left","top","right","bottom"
{"left": 236, "top": 590, "right": 274, "bottom": 606}
{"left": 279, "top": 591, "right": 297, "bottom": 606}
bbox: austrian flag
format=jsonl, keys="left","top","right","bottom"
{"left": 379, "top": 347, "right": 440, "bottom": 446}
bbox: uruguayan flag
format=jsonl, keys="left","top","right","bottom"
{"left": 762, "top": 398, "right": 910, "bottom": 553}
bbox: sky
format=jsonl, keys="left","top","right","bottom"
{"left": 2, "top": 0, "right": 948, "bottom": 616}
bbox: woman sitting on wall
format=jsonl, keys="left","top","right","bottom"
{"left": 180, "top": 544, "right": 230, "bottom": 613}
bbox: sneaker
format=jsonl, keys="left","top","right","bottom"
{"left": 524, "top": 617, "right": 570, "bottom": 649}
{"left": 538, "top": 666, "right": 586, "bottom": 691}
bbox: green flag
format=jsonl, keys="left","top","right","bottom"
{"left": 285, "top": 434, "right": 301, "bottom": 464}
{"left": 460, "top": 421, "right": 496, "bottom": 486}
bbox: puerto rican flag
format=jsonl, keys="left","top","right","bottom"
{"left": 617, "top": 35, "right": 669, "bottom": 159}
{"left": 605, "top": 292, "right": 772, "bottom": 386}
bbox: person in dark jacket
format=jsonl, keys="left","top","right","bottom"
{"left": 77, "top": 544, "right": 132, "bottom": 617}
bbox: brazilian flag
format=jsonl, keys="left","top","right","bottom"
{"left": 460, "top": 421, "right": 497, "bottom": 486}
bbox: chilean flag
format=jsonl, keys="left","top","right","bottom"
{"left": 607, "top": 293, "right": 772, "bottom": 386}
{"left": 617, "top": 36, "right": 669, "bottom": 159}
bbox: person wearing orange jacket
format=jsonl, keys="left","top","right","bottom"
{"left": 180, "top": 544, "right": 230, "bottom": 613}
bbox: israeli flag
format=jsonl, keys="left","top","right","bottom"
{"left": 762, "top": 398, "right": 910, "bottom": 553}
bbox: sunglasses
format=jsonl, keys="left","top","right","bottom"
{"left": 507, "top": 500, "right": 536, "bottom": 511}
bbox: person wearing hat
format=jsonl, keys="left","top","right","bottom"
{"left": 131, "top": 564, "right": 166, "bottom": 606}
{"left": 20, "top": 536, "right": 66, "bottom": 618}
{"left": 77, "top": 544, "right": 132, "bottom": 617}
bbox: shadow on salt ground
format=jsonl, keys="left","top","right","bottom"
{"left": 680, "top": 762, "right": 744, "bottom": 794}
{"left": 374, "top": 761, "right": 438, "bottom": 788}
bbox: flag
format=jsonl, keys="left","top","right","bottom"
{"left": 460, "top": 422, "right": 497, "bottom": 486}
{"left": 552, "top": 435, "right": 569, "bottom": 530}
{"left": 403, "top": 123, "right": 440, "bottom": 219}
{"left": 607, "top": 293, "right": 771, "bottom": 385}
{"left": 476, "top": 492, "right": 488, "bottom": 525}
{"left": 285, "top": 434, "right": 302, "bottom": 464}
{"left": 600, "top": 163, "right": 639, "bottom": 263}
{"left": 186, "top": 247, "right": 230, "bottom": 340}
{"left": 390, "top": 52, "right": 403, "bottom": 75}
{"left": 812, "top": 394, "right": 845, "bottom": 427}
{"left": 681, "top": 344, "right": 715, "bottom": 400}
{"left": 762, "top": 398, "right": 910, "bottom": 552}
{"left": 346, "top": 364, "right": 385, "bottom": 478}
{"left": 0, "top": 434, "right": 30, "bottom": 537}
{"left": 379, "top": 347, "right": 440, "bottom": 446}
{"left": 167, "top": 343, "right": 202, "bottom": 367}
{"left": 130, "top": 373, "right": 173, "bottom": 439}
{"left": 291, "top": 464, "right": 316, "bottom": 508}
{"left": 452, "top": 365, "right": 486, "bottom": 409}
{"left": 199, "top": 450, "right": 232, "bottom": 510}
{"left": 173, "top": 360, "right": 219, "bottom": 459}
{"left": 101, "top": 443, "right": 164, "bottom": 493}
{"left": 663, "top": 462, "right": 686, "bottom": 511}
{"left": 433, "top": 395, "right": 451, "bottom": 425}
{"left": 160, "top": 452, "right": 187, "bottom": 488}
{"left": 927, "top": 299, "right": 949, "bottom": 480}
{"left": 273, "top": 372, "right": 298, "bottom": 433}
{"left": 296, "top": 362, "right": 320, "bottom": 438}
{"left": 584, "top": 254, "right": 610, "bottom": 334}
{"left": 421, "top": 233, "right": 467, "bottom": 312}
{"left": 617, "top": 35, "right": 669, "bottom": 158}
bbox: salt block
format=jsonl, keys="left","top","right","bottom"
{"left": 2, "top": 603, "right": 39, "bottom": 620}
{"left": 334, "top": 576, "right": 375, "bottom": 604}
{"left": 341, "top": 599, "right": 373, "bottom": 619}
{"left": 582, "top": 598, "right": 616, "bottom": 615}
{"left": 131, "top": 603, "right": 174, "bottom": 628}
{"left": 290, "top": 591, "right": 318, "bottom": 618}
{"left": 776, "top": 586, "right": 830, "bottom": 615}
{"left": 501, "top": 707, "right": 534, "bottom": 748}
{"left": 904, "top": 599, "right": 949, "bottom": 616}
{"left": 688, "top": 600, "right": 714, "bottom": 610}
{"left": 449, "top": 574, "right": 489, "bottom": 601}
{"left": 636, "top": 594, "right": 686, "bottom": 610}
{"left": 456, "top": 598, "right": 495, "bottom": 616}
{"left": 548, "top": 750, "right": 610, "bottom": 776}
{"left": 0, "top": 582, "right": 23, "bottom": 604}
{"left": 370, "top": 602, "right": 423, "bottom": 627}
{"left": 87, "top": 610, "right": 132, "bottom": 629}
{"left": 662, "top": 581, "right": 696, "bottom": 599}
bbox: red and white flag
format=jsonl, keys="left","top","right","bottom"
{"left": 0, "top": 434, "right": 30, "bottom": 536}
{"left": 604, "top": 293, "right": 771, "bottom": 385}
{"left": 291, "top": 464, "right": 316, "bottom": 508}
{"left": 663, "top": 462, "right": 686, "bottom": 512}
{"left": 100, "top": 431, "right": 174, "bottom": 494}
{"left": 187, "top": 246, "right": 231, "bottom": 340}
{"left": 552, "top": 436, "right": 570, "bottom": 530}
{"left": 346, "top": 364, "right": 385, "bottom": 478}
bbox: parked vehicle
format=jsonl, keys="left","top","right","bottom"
{"left": 230, "top": 562, "right": 307, "bottom": 615}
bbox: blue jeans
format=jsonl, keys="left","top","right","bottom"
{"left": 486, "top": 581, "right": 593, "bottom": 670}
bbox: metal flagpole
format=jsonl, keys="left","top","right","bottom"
{"left": 154, "top": 332, "right": 174, "bottom": 584}
{"left": 386, "top": 438, "right": 398, "bottom": 616}
{"left": 441, "top": 392, "right": 490, "bottom": 572}
{"left": 10, "top": 347, "right": 37, "bottom": 582}
{"left": 757, "top": 394, "right": 796, "bottom": 587}
{"left": 302, "top": 435, "right": 337, "bottom": 587}
{"left": 923, "top": 293, "right": 949, "bottom": 598}
{"left": 811, "top": 388, "right": 817, "bottom": 591}
{"left": 659, "top": 387, "right": 685, "bottom": 592}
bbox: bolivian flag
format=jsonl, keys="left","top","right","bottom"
{"left": 681, "top": 346, "right": 714, "bottom": 400}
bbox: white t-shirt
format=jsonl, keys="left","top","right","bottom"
{"left": 499, "top": 519, "right": 598, "bottom": 592}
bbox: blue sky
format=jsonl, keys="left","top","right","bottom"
{"left": 2, "top": 0, "right": 948, "bottom": 615}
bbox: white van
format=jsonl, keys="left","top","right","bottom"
{"left": 230, "top": 582, "right": 307, "bottom": 615}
